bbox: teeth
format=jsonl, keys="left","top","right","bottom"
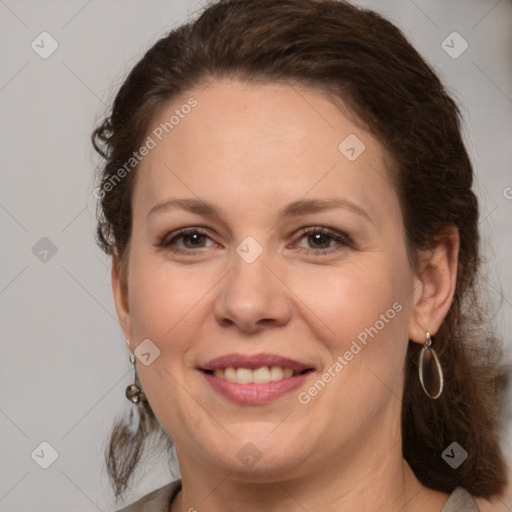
{"left": 283, "top": 368, "right": 293, "bottom": 378}
{"left": 236, "top": 368, "right": 252, "bottom": 384}
{"left": 212, "top": 366, "right": 298, "bottom": 384}
{"left": 253, "top": 366, "right": 271, "bottom": 383}
{"left": 224, "top": 367, "right": 236, "bottom": 382}
{"left": 270, "top": 366, "right": 283, "bottom": 381}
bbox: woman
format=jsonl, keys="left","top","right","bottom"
{"left": 92, "top": 0, "right": 509, "bottom": 510}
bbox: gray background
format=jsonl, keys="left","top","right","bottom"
{"left": 0, "top": 0, "right": 511, "bottom": 511}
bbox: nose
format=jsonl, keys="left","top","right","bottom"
{"left": 213, "top": 249, "right": 292, "bottom": 334}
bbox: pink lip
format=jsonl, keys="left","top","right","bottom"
{"left": 200, "top": 353, "right": 312, "bottom": 372}
{"left": 199, "top": 353, "right": 315, "bottom": 405}
{"left": 201, "top": 371, "right": 311, "bottom": 405}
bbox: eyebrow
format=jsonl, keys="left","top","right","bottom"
{"left": 147, "top": 197, "right": 373, "bottom": 224}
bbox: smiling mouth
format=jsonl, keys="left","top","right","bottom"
{"left": 202, "top": 366, "right": 314, "bottom": 385}
{"left": 199, "top": 353, "right": 316, "bottom": 403}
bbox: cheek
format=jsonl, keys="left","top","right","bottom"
{"left": 297, "top": 260, "right": 407, "bottom": 333}
{"left": 127, "top": 253, "right": 212, "bottom": 347}
{"left": 293, "top": 257, "right": 412, "bottom": 388}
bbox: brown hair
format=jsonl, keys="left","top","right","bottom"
{"left": 92, "top": 0, "right": 510, "bottom": 501}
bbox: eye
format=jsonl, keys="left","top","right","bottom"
{"left": 159, "top": 227, "right": 216, "bottom": 254}
{"left": 293, "top": 227, "right": 353, "bottom": 256}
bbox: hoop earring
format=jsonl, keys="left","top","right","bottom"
{"left": 418, "top": 332, "right": 444, "bottom": 399}
{"left": 125, "top": 353, "right": 147, "bottom": 404}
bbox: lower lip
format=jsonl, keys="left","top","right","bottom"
{"left": 201, "top": 371, "right": 311, "bottom": 404}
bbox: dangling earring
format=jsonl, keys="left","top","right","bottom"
{"left": 125, "top": 353, "right": 147, "bottom": 404}
{"left": 418, "top": 331, "right": 444, "bottom": 399}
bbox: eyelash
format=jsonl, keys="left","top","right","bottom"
{"left": 158, "top": 226, "right": 353, "bottom": 257}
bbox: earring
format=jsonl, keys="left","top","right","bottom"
{"left": 125, "top": 353, "right": 147, "bottom": 404}
{"left": 418, "top": 332, "right": 444, "bottom": 399}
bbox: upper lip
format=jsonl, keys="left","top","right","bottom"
{"left": 200, "top": 353, "right": 314, "bottom": 372}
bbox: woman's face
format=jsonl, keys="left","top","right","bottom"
{"left": 115, "top": 79, "right": 423, "bottom": 480}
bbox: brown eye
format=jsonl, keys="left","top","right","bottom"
{"left": 182, "top": 233, "right": 207, "bottom": 248}
{"left": 294, "top": 227, "right": 353, "bottom": 257}
{"left": 307, "top": 232, "right": 333, "bottom": 249}
{"left": 159, "top": 228, "right": 215, "bottom": 254}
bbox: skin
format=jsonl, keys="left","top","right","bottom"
{"left": 112, "top": 79, "right": 460, "bottom": 511}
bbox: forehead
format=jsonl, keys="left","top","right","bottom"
{"left": 132, "top": 78, "right": 399, "bottom": 227}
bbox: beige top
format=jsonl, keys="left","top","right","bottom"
{"left": 115, "top": 480, "right": 480, "bottom": 511}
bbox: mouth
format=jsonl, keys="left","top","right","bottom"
{"left": 198, "top": 353, "right": 315, "bottom": 404}
{"left": 202, "top": 366, "right": 313, "bottom": 384}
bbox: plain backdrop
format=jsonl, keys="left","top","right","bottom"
{"left": 1, "top": 1, "right": 511, "bottom": 511}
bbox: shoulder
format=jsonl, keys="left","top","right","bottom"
{"left": 441, "top": 487, "right": 480, "bottom": 512}
{"left": 114, "top": 480, "right": 182, "bottom": 512}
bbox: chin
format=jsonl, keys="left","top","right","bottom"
{"left": 198, "top": 429, "right": 314, "bottom": 480}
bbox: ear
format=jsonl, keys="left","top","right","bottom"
{"left": 408, "top": 226, "right": 459, "bottom": 343}
{"left": 111, "top": 252, "right": 132, "bottom": 344}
